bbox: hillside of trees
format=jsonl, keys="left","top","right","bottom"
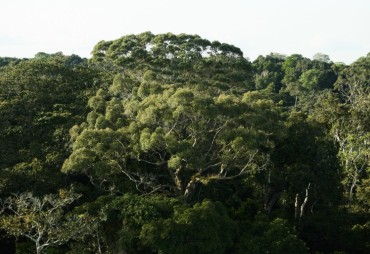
{"left": 0, "top": 32, "right": 369, "bottom": 253}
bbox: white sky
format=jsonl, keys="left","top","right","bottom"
{"left": 0, "top": 0, "right": 369, "bottom": 64}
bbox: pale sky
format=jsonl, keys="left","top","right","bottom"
{"left": 0, "top": 0, "right": 369, "bottom": 64}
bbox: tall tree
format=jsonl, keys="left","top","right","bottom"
{"left": 63, "top": 34, "right": 283, "bottom": 201}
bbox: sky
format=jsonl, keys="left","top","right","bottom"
{"left": 0, "top": 0, "right": 369, "bottom": 64}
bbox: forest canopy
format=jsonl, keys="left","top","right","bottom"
{"left": 0, "top": 32, "right": 369, "bottom": 253}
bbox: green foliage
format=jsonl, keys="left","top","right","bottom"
{"left": 63, "top": 66, "right": 285, "bottom": 199}
{"left": 253, "top": 53, "right": 285, "bottom": 91}
{"left": 0, "top": 191, "right": 98, "bottom": 254}
{"left": 0, "top": 53, "right": 101, "bottom": 196}
{"left": 140, "top": 200, "right": 236, "bottom": 254}
{"left": 236, "top": 214, "right": 307, "bottom": 254}
{"left": 0, "top": 57, "right": 26, "bottom": 67}
{"left": 280, "top": 54, "right": 337, "bottom": 108}
{"left": 90, "top": 32, "right": 253, "bottom": 93}
{"left": 0, "top": 34, "right": 369, "bottom": 253}
{"left": 70, "top": 193, "right": 181, "bottom": 253}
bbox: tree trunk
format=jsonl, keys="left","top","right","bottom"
{"left": 294, "top": 193, "right": 299, "bottom": 220}
{"left": 300, "top": 183, "right": 310, "bottom": 218}
{"left": 184, "top": 177, "right": 201, "bottom": 201}
{"left": 170, "top": 168, "right": 183, "bottom": 193}
{"left": 349, "top": 171, "right": 358, "bottom": 202}
{"left": 36, "top": 243, "right": 41, "bottom": 254}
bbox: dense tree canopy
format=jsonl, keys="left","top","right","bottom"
{"left": 0, "top": 33, "right": 369, "bottom": 253}
{"left": 0, "top": 53, "right": 101, "bottom": 196}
